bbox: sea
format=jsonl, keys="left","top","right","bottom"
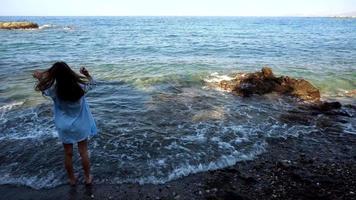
{"left": 0, "top": 16, "right": 355, "bottom": 189}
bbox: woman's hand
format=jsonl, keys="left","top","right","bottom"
{"left": 33, "top": 70, "right": 43, "bottom": 79}
{"left": 80, "top": 67, "right": 90, "bottom": 77}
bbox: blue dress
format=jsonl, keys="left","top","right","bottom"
{"left": 43, "top": 79, "right": 98, "bottom": 144}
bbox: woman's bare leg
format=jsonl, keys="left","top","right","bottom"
{"left": 63, "top": 143, "right": 76, "bottom": 185}
{"left": 78, "top": 139, "right": 92, "bottom": 184}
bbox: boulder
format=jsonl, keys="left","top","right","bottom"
{"left": 281, "top": 77, "right": 321, "bottom": 101}
{"left": 218, "top": 67, "right": 321, "bottom": 102}
{"left": 0, "top": 22, "right": 39, "bottom": 29}
{"left": 261, "top": 67, "right": 274, "bottom": 78}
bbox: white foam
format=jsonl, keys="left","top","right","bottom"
{"left": 147, "top": 158, "right": 168, "bottom": 167}
{"left": 0, "top": 101, "right": 24, "bottom": 112}
{"left": 38, "top": 24, "right": 53, "bottom": 29}
{"left": 0, "top": 138, "right": 265, "bottom": 189}
{"left": 333, "top": 89, "right": 356, "bottom": 97}
{"left": 0, "top": 171, "right": 64, "bottom": 190}
{"left": 38, "top": 24, "right": 73, "bottom": 30}
{"left": 181, "top": 133, "right": 206, "bottom": 143}
{"left": 0, "top": 103, "right": 57, "bottom": 141}
{"left": 204, "top": 72, "right": 235, "bottom": 83}
{"left": 0, "top": 101, "right": 24, "bottom": 120}
{"left": 0, "top": 129, "right": 57, "bottom": 141}
{"left": 63, "top": 26, "right": 73, "bottom": 30}
{"left": 342, "top": 122, "right": 356, "bottom": 135}
{"left": 114, "top": 141, "right": 267, "bottom": 185}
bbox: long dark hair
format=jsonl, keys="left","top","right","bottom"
{"left": 35, "top": 62, "right": 87, "bottom": 102}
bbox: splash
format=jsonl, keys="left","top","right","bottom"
{"left": 0, "top": 101, "right": 24, "bottom": 120}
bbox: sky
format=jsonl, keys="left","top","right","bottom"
{"left": 1, "top": 0, "right": 356, "bottom": 16}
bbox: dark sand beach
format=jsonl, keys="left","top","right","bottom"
{"left": 2, "top": 120, "right": 355, "bottom": 200}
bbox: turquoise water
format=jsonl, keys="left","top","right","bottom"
{"left": 0, "top": 17, "right": 355, "bottom": 189}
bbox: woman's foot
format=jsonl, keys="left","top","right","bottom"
{"left": 68, "top": 177, "right": 76, "bottom": 186}
{"left": 85, "top": 175, "right": 93, "bottom": 186}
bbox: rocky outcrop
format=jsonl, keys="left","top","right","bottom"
{"left": 218, "top": 67, "right": 321, "bottom": 101}
{"left": 0, "top": 22, "right": 39, "bottom": 29}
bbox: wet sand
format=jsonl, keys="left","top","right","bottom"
{"left": 1, "top": 126, "right": 355, "bottom": 200}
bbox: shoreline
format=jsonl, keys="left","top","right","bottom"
{"left": 1, "top": 129, "right": 355, "bottom": 199}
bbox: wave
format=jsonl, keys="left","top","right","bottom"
{"left": 0, "top": 140, "right": 267, "bottom": 189}
{"left": 37, "top": 24, "right": 73, "bottom": 30}
{"left": 115, "top": 141, "right": 267, "bottom": 185}
{"left": 38, "top": 24, "right": 54, "bottom": 29}
{"left": 0, "top": 101, "right": 23, "bottom": 111}
{"left": 0, "top": 172, "right": 64, "bottom": 190}
{"left": 319, "top": 89, "right": 356, "bottom": 105}
{"left": 0, "top": 129, "right": 57, "bottom": 141}
{"left": 336, "top": 89, "right": 356, "bottom": 98}
{"left": 203, "top": 72, "right": 236, "bottom": 83}
{"left": 0, "top": 101, "right": 24, "bottom": 120}
{"left": 0, "top": 103, "right": 57, "bottom": 140}
{"left": 202, "top": 72, "right": 240, "bottom": 92}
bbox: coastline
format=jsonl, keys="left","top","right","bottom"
{"left": 2, "top": 126, "right": 355, "bottom": 200}
{"left": 0, "top": 16, "right": 355, "bottom": 200}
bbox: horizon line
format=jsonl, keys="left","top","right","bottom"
{"left": 0, "top": 15, "right": 345, "bottom": 18}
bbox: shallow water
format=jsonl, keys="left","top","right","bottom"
{"left": 0, "top": 17, "right": 355, "bottom": 189}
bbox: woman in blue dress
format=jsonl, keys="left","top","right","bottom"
{"left": 33, "top": 62, "right": 97, "bottom": 186}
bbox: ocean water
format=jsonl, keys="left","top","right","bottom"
{"left": 0, "top": 16, "right": 355, "bottom": 189}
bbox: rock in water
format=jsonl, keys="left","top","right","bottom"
{"left": 261, "top": 67, "right": 274, "bottom": 78}
{"left": 281, "top": 77, "right": 321, "bottom": 101}
{"left": 0, "top": 22, "right": 39, "bottom": 29}
{"left": 218, "top": 67, "right": 321, "bottom": 101}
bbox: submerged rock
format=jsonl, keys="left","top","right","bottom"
{"left": 345, "top": 90, "right": 356, "bottom": 97}
{"left": 0, "top": 22, "right": 39, "bottom": 29}
{"left": 218, "top": 67, "right": 321, "bottom": 101}
{"left": 310, "top": 101, "right": 342, "bottom": 112}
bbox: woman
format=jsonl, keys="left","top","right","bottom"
{"left": 33, "top": 61, "right": 97, "bottom": 186}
